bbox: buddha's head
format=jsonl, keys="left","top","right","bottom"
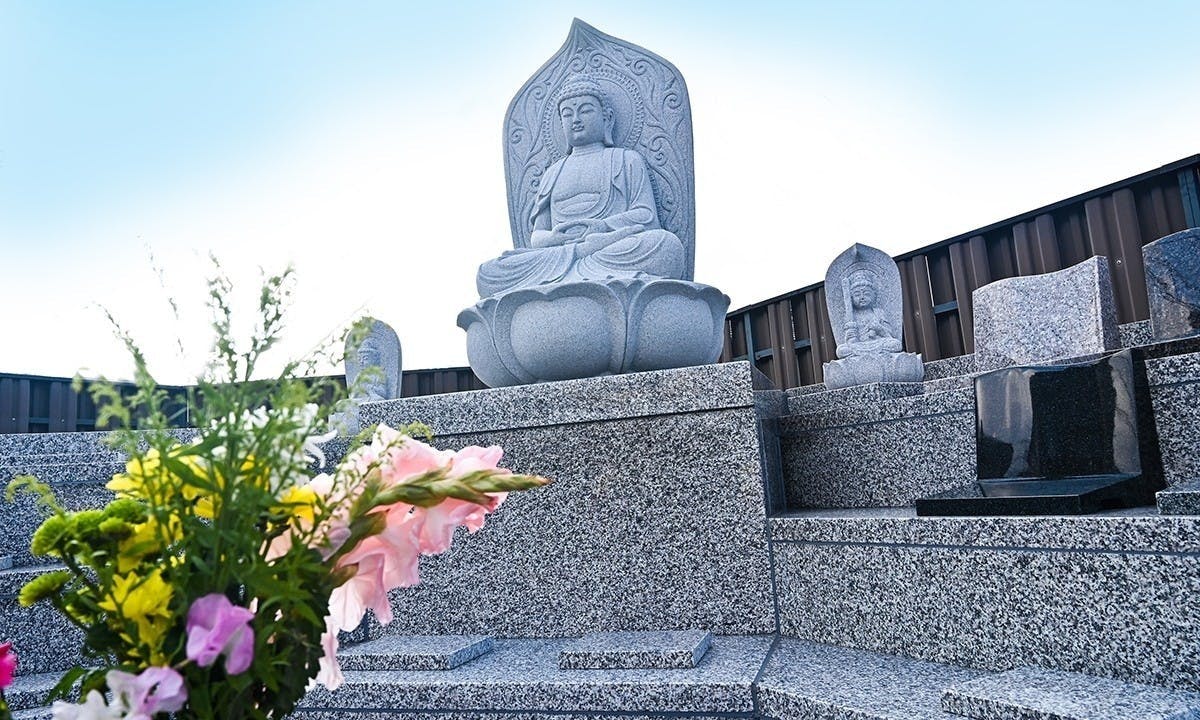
{"left": 848, "top": 270, "right": 878, "bottom": 310}
{"left": 556, "top": 76, "right": 615, "bottom": 149}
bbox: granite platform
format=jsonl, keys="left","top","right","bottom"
{"left": 770, "top": 509, "right": 1200, "bottom": 691}
{"left": 942, "top": 666, "right": 1200, "bottom": 720}
{"left": 356, "top": 362, "right": 780, "bottom": 638}
{"left": 1158, "top": 478, "right": 1200, "bottom": 515}
{"left": 297, "top": 636, "right": 772, "bottom": 715}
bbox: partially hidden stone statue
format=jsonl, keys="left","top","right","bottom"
{"left": 1143, "top": 227, "right": 1200, "bottom": 342}
{"left": 458, "top": 20, "right": 729, "bottom": 387}
{"left": 335, "top": 319, "right": 402, "bottom": 434}
{"left": 821, "top": 243, "right": 923, "bottom": 389}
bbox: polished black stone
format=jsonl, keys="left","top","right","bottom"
{"left": 918, "top": 350, "right": 1163, "bottom": 516}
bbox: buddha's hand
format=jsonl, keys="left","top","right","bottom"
{"left": 843, "top": 321, "right": 860, "bottom": 341}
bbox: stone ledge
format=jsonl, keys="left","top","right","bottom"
{"left": 769, "top": 508, "right": 1200, "bottom": 554}
{"left": 558, "top": 630, "right": 712, "bottom": 670}
{"left": 360, "top": 362, "right": 766, "bottom": 436}
{"left": 942, "top": 666, "right": 1200, "bottom": 719}
{"left": 1158, "top": 478, "right": 1200, "bottom": 516}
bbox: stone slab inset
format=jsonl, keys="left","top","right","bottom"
{"left": 1158, "top": 478, "right": 1200, "bottom": 515}
{"left": 973, "top": 257, "right": 1120, "bottom": 371}
{"left": 558, "top": 630, "right": 713, "bottom": 670}
{"left": 0, "top": 555, "right": 11, "bottom": 570}
{"left": 1144, "top": 228, "right": 1200, "bottom": 343}
{"left": 338, "top": 635, "right": 493, "bottom": 671}
{"left": 942, "top": 666, "right": 1200, "bottom": 719}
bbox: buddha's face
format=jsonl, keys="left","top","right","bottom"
{"left": 559, "top": 94, "right": 606, "bottom": 147}
{"left": 850, "top": 283, "right": 876, "bottom": 309}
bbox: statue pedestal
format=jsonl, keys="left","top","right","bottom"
{"left": 822, "top": 351, "right": 923, "bottom": 390}
{"left": 357, "top": 361, "right": 780, "bottom": 637}
{"left": 458, "top": 279, "right": 729, "bottom": 388}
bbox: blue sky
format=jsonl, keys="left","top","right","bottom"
{"left": 2, "top": 1, "right": 1198, "bottom": 382}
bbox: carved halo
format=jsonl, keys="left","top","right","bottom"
{"left": 539, "top": 68, "right": 645, "bottom": 163}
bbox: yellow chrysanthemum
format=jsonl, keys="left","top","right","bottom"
{"left": 98, "top": 569, "right": 173, "bottom": 657}
{"left": 276, "top": 485, "right": 318, "bottom": 523}
{"left": 116, "top": 516, "right": 182, "bottom": 573}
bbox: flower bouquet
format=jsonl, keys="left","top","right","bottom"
{"left": 7, "top": 267, "right": 549, "bottom": 719}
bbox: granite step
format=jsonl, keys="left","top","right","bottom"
{"left": 339, "top": 634, "right": 495, "bottom": 671}
{"left": 4, "top": 672, "right": 63, "bottom": 712}
{"left": 1158, "top": 478, "right": 1200, "bottom": 516}
{"left": 1, "top": 566, "right": 85, "bottom": 675}
{"left": 299, "top": 636, "right": 771, "bottom": 715}
{"left": 941, "top": 666, "right": 1200, "bottom": 719}
{"left": 0, "top": 460, "right": 127, "bottom": 485}
{"left": 1, "top": 481, "right": 115, "bottom": 567}
{"left": 757, "top": 638, "right": 984, "bottom": 719}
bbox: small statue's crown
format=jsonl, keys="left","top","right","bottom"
{"left": 847, "top": 265, "right": 879, "bottom": 289}
{"left": 556, "top": 76, "right": 608, "bottom": 106}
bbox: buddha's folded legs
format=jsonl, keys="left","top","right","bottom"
{"left": 571, "top": 229, "right": 685, "bottom": 282}
{"left": 476, "top": 245, "right": 576, "bottom": 296}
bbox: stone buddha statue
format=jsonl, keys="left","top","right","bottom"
{"left": 476, "top": 76, "right": 687, "bottom": 297}
{"left": 837, "top": 267, "right": 904, "bottom": 358}
{"left": 458, "top": 20, "right": 728, "bottom": 388}
{"left": 822, "top": 243, "right": 923, "bottom": 389}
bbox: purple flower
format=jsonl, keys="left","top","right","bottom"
{"left": 106, "top": 666, "right": 187, "bottom": 718}
{"left": 185, "top": 593, "right": 255, "bottom": 675}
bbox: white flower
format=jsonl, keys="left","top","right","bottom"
{"left": 51, "top": 690, "right": 120, "bottom": 720}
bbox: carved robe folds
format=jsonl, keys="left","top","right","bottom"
{"left": 476, "top": 148, "right": 686, "bottom": 297}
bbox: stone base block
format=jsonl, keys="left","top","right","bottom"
{"left": 558, "top": 630, "right": 712, "bottom": 670}
{"left": 770, "top": 510, "right": 1200, "bottom": 690}
{"left": 780, "top": 389, "right": 974, "bottom": 508}
{"left": 358, "top": 362, "right": 778, "bottom": 637}
{"left": 942, "top": 667, "right": 1200, "bottom": 720}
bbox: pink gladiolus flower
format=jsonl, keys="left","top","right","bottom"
{"left": 0, "top": 641, "right": 16, "bottom": 689}
{"left": 315, "top": 617, "right": 344, "bottom": 691}
{"left": 186, "top": 594, "right": 256, "bottom": 674}
{"left": 328, "top": 549, "right": 391, "bottom": 632}
{"left": 106, "top": 666, "right": 187, "bottom": 719}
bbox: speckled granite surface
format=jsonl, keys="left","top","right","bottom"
{"left": 299, "top": 636, "right": 771, "bottom": 714}
{"left": 757, "top": 638, "right": 982, "bottom": 719}
{"left": 972, "top": 257, "right": 1120, "bottom": 372}
{"left": 942, "top": 666, "right": 1200, "bottom": 719}
{"left": 0, "top": 555, "right": 11, "bottom": 570}
{"left": 1159, "top": 478, "right": 1200, "bottom": 515}
{"left": 339, "top": 635, "right": 495, "bottom": 671}
{"left": 923, "top": 354, "right": 977, "bottom": 380}
{"left": 770, "top": 509, "right": 1200, "bottom": 553}
{"left": 1146, "top": 354, "right": 1200, "bottom": 488}
{"left": 558, "top": 630, "right": 712, "bottom": 670}
{"left": 772, "top": 516, "right": 1200, "bottom": 690}
{"left": 785, "top": 382, "right": 923, "bottom": 415}
{"left": 293, "top": 713, "right": 742, "bottom": 719}
{"left": 358, "top": 365, "right": 776, "bottom": 637}
{"left": 360, "top": 362, "right": 768, "bottom": 435}
{"left": 1121, "top": 319, "right": 1154, "bottom": 348}
{"left": 780, "top": 389, "right": 975, "bottom": 508}
{"left": 3, "top": 672, "right": 61, "bottom": 712}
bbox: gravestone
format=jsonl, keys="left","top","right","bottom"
{"left": 917, "top": 350, "right": 1163, "bottom": 516}
{"left": 821, "top": 243, "right": 923, "bottom": 388}
{"left": 458, "top": 20, "right": 728, "bottom": 387}
{"left": 972, "top": 256, "right": 1120, "bottom": 371}
{"left": 1143, "top": 227, "right": 1200, "bottom": 342}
